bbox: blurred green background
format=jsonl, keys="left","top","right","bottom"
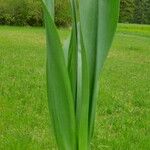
{"left": 0, "top": 0, "right": 150, "bottom": 27}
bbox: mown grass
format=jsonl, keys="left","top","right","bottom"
{"left": 0, "top": 24, "right": 150, "bottom": 150}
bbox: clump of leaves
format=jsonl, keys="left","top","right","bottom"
{"left": 42, "top": 0, "right": 120, "bottom": 149}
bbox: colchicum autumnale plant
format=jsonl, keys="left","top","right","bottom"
{"left": 42, "top": 0, "right": 120, "bottom": 149}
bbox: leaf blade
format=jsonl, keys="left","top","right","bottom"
{"left": 42, "top": 1, "right": 76, "bottom": 149}
{"left": 79, "top": 0, "right": 120, "bottom": 139}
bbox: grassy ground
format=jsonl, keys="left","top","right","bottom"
{"left": 0, "top": 24, "right": 150, "bottom": 150}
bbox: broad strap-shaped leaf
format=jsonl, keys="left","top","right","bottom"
{"left": 68, "top": 0, "right": 90, "bottom": 149}
{"left": 44, "top": 0, "right": 54, "bottom": 18}
{"left": 79, "top": 0, "right": 120, "bottom": 139}
{"left": 43, "top": 0, "right": 120, "bottom": 149}
{"left": 42, "top": 1, "right": 76, "bottom": 149}
{"left": 67, "top": 29, "right": 78, "bottom": 102}
{"left": 67, "top": 0, "right": 78, "bottom": 102}
{"left": 76, "top": 27, "right": 90, "bottom": 150}
{"left": 68, "top": 3, "right": 89, "bottom": 149}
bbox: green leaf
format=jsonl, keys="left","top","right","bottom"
{"left": 67, "top": 28, "right": 78, "bottom": 102}
{"left": 79, "top": 0, "right": 120, "bottom": 139}
{"left": 63, "top": 36, "right": 70, "bottom": 65}
{"left": 67, "top": 0, "right": 78, "bottom": 102}
{"left": 76, "top": 27, "right": 90, "bottom": 149}
{"left": 42, "top": 1, "right": 76, "bottom": 149}
{"left": 44, "top": 0, "right": 54, "bottom": 18}
{"left": 42, "top": 0, "right": 120, "bottom": 149}
{"left": 68, "top": 1, "right": 90, "bottom": 149}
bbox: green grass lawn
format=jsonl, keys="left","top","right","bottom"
{"left": 0, "top": 24, "right": 150, "bottom": 150}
